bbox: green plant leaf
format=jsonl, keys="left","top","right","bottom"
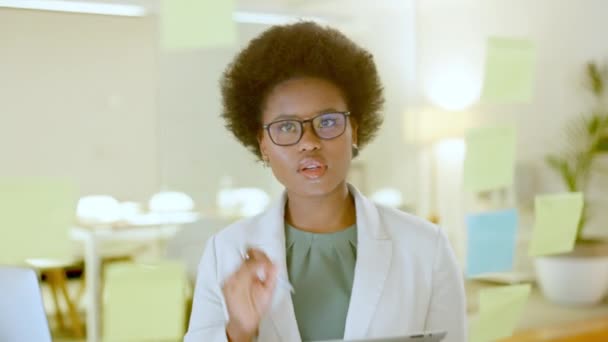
{"left": 596, "top": 136, "right": 608, "bottom": 152}
{"left": 602, "top": 114, "right": 608, "bottom": 131}
{"left": 588, "top": 116, "right": 600, "bottom": 134}
{"left": 586, "top": 62, "right": 604, "bottom": 96}
{"left": 545, "top": 155, "right": 564, "bottom": 171}
{"left": 565, "top": 116, "right": 589, "bottom": 154}
{"left": 551, "top": 61, "right": 608, "bottom": 240}
{"left": 563, "top": 164, "right": 578, "bottom": 191}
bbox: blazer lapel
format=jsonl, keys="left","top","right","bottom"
{"left": 343, "top": 185, "right": 393, "bottom": 339}
{"left": 249, "top": 192, "right": 302, "bottom": 342}
{"left": 250, "top": 184, "right": 392, "bottom": 341}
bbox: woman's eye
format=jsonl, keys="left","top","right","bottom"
{"left": 279, "top": 122, "right": 297, "bottom": 132}
{"left": 319, "top": 118, "right": 336, "bottom": 128}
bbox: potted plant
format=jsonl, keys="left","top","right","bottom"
{"left": 535, "top": 61, "right": 608, "bottom": 305}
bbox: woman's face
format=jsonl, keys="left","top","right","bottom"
{"left": 259, "top": 77, "right": 357, "bottom": 197}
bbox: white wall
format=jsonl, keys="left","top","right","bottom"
{"left": 4, "top": 0, "right": 607, "bottom": 226}
{"left": 0, "top": 8, "right": 159, "bottom": 201}
{"left": 351, "top": 0, "right": 419, "bottom": 208}
{"left": 157, "top": 3, "right": 420, "bottom": 209}
{"left": 0, "top": 3, "right": 419, "bottom": 210}
{"left": 416, "top": 0, "right": 608, "bottom": 260}
{"left": 418, "top": 0, "right": 608, "bottom": 163}
{"left": 156, "top": 24, "right": 282, "bottom": 209}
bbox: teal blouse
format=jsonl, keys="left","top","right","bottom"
{"left": 285, "top": 223, "right": 358, "bottom": 342}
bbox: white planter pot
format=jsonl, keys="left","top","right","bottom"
{"left": 535, "top": 256, "right": 608, "bottom": 306}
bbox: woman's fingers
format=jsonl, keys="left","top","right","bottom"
{"left": 221, "top": 247, "right": 280, "bottom": 339}
{"left": 244, "top": 248, "right": 276, "bottom": 284}
{"left": 261, "top": 263, "right": 278, "bottom": 290}
{"left": 245, "top": 248, "right": 272, "bottom": 264}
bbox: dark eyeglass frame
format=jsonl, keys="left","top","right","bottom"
{"left": 262, "top": 111, "right": 351, "bottom": 146}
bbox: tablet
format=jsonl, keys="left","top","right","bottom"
{"left": 317, "top": 331, "right": 447, "bottom": 342}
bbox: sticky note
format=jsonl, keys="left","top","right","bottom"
{"left": 528, "top": 193, "right": 583, "bottom": 257}
{"left": 464, "top": 125, "right": 517, "bottom": 192}
{"left": 466, "top": 209, "right": 518, "bottom": 277}
{"left": 0, "top": 179, "right": 78, "bottom": 265}
{"left": 160, "top": 0, "right": 237, "bottom": 50}
{"left": 481, "top": 37, "right": 537, "bottom": 103}
{"left": 470, "top": 284, "right": 531, "bottom": 342}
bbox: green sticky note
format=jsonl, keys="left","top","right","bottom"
{"left": 481, "top": 37, "right": 537, "bottom": 103}
{"left": 103, "top": 261, "right": 188, "bottom": 340}
{"left": 528, "top": 193, "right": 583, "bottom": 257}
{"left": 470, "top": 284, "right": 531, "bottom": 342}
{"left": 464, "top": 125, "right": 517, "bottom": 192}
{"left": 160, "top": 0, "right": 237, "bottom": 50}
{"left": 0, "top": 179, "right": 78, "bottom": 265}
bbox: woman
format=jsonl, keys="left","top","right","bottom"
{"left": 185, "top": 22, "right": 466, "bottom": 342}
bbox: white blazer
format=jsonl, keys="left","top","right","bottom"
{"left": 185, "top": 185, "right": 467, "bottom": 342}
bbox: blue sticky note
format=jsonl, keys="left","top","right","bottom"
{"left": 466, "top": 209, "right": 518, "bottom": 277}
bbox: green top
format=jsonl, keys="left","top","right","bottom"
{"left": 285, "top": 223, "right": 358, "bottom": 342}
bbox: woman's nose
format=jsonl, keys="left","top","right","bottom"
{"left": 298, "top": 122, "right": 321, "bottom": 152}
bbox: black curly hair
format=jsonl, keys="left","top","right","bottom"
{"left": 220, "top": 21, "right": 384, "bottom": 160}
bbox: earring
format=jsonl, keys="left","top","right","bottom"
{"left": 352, "top": 143, "right": 359, "bottom": 158}
{"left": 262, "top": 155, "right": 270, "bottom": 167}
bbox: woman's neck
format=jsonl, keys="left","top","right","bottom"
{"left": 284, "top": 182, "right": 356, "bottom": 233}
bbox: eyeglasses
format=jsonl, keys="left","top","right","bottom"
{"left": 262, "top": 111, "right": 351, "bottom": 146}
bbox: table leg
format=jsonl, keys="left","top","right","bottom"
{"left": 84, "top": 233, "right": 100, "bottom": 342}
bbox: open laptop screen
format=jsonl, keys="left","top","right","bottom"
{"left": 0, "top": 266, "right": 52, "bottom": 342}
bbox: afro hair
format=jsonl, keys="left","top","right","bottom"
{"left": 220, "top": 21, "right": 384, "bottom": 160}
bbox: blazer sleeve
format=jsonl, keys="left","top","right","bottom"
{"left": 424, "top": 229, "right": 467, "bottom": 342}
{"left": 184, "top": 235, "right": 230, "bottom": 342}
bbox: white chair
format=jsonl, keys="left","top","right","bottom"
{"left": 75, "top": 195, "right": 146, "bottom": 257}
{"left": 76, "top": 195, "right": 121, "bottom": 224}
{"left": 0, "top": 266, "right": 53, "bottom": 342}
{"left": 149, "top": 191, "right": 195, "bottom": 213}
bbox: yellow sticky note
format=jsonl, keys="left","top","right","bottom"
{"left": 528, "top": 193, "right": 583, "bottom": 257}
{"left": 160, "top": 0, "right": 237, "bottom": 50}
{"left": 470, "top": 284, "right": 531, "bottom": 342}
{"left": 0, "top": 179, "right": 78, "bottom": 265}
{"left": 103, "top": 261, "right": 188, "bottom": 340}
{"left": 481, "top": 37, "right": 536, "bottom": 103}
{"left": 464, "top": 125, "right": 517, "bottom": 192}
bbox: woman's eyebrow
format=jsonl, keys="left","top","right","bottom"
{"left": 272, "top": 114, "right": 299, "bottom": 120}
{"left": 273, "top": 108, "right": 341, "bottom": 121}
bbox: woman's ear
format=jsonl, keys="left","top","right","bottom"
{"left": 350, "top": 119, "right": 359, "bottom": 158}
{"left": 257, "top": 130, "right": 267, "bottom": 159}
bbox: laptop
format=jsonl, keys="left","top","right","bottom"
{"left": 317, "top": 331, "right": 447, "bottom": 342}
{"left": 0, "top": 266, "right": 52, "bottom": 342}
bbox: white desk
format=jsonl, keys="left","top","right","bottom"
{"left": 70, "top": 212, "right": 199, "bottom": 342}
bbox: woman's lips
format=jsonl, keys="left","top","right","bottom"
{"left": 299, "top": 165, "right": 327, "bottom": 179}
{"left": 298, "top": 158, "right": 328, "bottom": 179}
